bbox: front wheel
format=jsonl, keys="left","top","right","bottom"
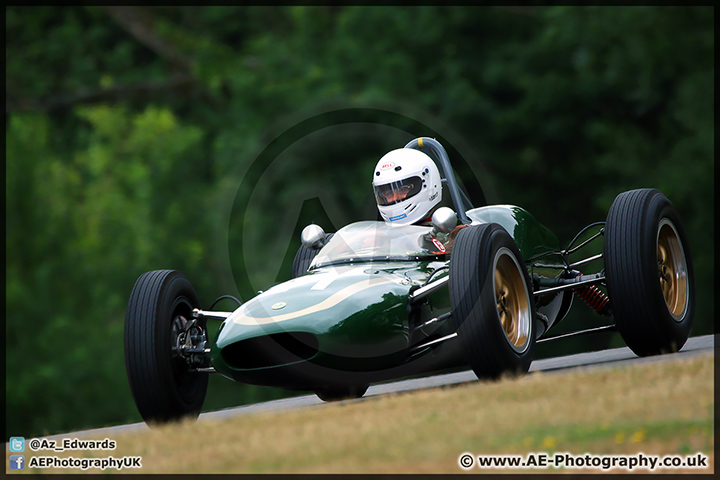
{"left": 449, "top": 223, "right": 536, "bottom": 379}
{"left": 604, "top": 188, "right": 695, "bottom": 356}
{"left": 125, "top": 270, "right": 208, "bottom": 425}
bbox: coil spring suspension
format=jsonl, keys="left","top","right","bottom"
{"left": 574, "top": 272, "right": 612, "bottom": 317}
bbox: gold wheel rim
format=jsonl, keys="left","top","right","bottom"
{"left": 657, "top": 219, "right": 688, "bottom": 320}
{"left": 494, "top": 248, "right": 531, "bottom": 352}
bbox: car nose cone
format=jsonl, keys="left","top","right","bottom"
{"left": 212, "top": 265, "right": 413, "bottom": 376}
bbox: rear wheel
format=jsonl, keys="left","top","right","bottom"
{"left": 449, "top": 223, "right": 535, "bottom": 379}
{"left": 291, "top": 233, "right": 334, "bottom": 278}
{"left": 315, "top": 385, "right": 368, "bottom": 402}
{"left": 125, "top": 270, "right": 208, "bottom": 425}
{"left": 604, "top": 188, "right": 694, "bottom": 356}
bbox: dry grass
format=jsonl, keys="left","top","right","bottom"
{"left": 15, "top": 353, "right": 714, "bottom": 474}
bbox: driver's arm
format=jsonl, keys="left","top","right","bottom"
{"left": 442, "top": 224, "right": 469, "bottom": 255}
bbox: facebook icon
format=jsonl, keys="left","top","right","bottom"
{"left": 9, "top": 455, "right": 25, "bottom": 470}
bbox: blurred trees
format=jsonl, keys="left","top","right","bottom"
{"left": 6, "top": 6, "right": 713, "bottom": 437}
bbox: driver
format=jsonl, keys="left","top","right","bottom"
{"left": 372, "top": 148, "right": 466, "bottom": 254}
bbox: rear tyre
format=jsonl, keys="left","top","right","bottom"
{"left": 604, "top": 188, "right": 694, "bottom": 356}
{"left": 125, "top": 270, "right": 208, "bottom": 425}
{"left": 291, "top": 233, "right": 334, "bottom": 278}
{"left": 315, "top": 385, "right": 368, "bottom": 402}
{"left": 449, "top": 223, "right": 535, "bottom": 379}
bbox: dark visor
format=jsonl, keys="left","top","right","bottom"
{"left": 374, "top": 176, "right": 423, "bottom": 206}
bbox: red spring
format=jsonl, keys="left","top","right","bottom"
{"left": 574, "top": 273, "right": 611, "bottom": 316}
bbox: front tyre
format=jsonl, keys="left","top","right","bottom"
{"left": 604, "top": 188, "right": 695, "bottom": 356}
{"left": 125, "top": 270, "right": 208, "bottom": 425}
{"left": 449, "top": 223, "right": 536, "bottom": 379}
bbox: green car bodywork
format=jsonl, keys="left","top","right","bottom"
{"left": 210, "top": 204, "right": 567, "bottom": 390}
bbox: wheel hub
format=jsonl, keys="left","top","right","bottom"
{"left": 657, "top": 219, "right": 688, "bottom": 321}
{"left": 493, "top": 249, "right": 531, "bottom": 352}
{"left": 171, "top": 314, "right": 210, "bottom": 370}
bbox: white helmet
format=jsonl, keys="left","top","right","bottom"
{"left": 372, "top": 148, "right": 442, "bottom": 225}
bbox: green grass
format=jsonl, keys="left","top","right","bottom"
{"left": 14, "top": 353, "right": 714, "bottom": 474}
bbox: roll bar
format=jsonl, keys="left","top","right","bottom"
{"left": 404, "top": 137, "right": 473, "bottom": 224}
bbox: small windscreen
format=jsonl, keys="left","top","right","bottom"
{"left": 310, "top": 221, "right": 439, "bottom": 267}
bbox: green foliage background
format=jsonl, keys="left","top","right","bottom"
{"left": 6, "top": 6, "right": 714, "bottom": 438}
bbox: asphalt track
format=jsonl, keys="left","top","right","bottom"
{"left": 30, "top": 333, "right": 716, "bottom": 440}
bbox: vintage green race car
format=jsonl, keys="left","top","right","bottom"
{"left": 124, "top": 137, "right": 695, "bottom": 425}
